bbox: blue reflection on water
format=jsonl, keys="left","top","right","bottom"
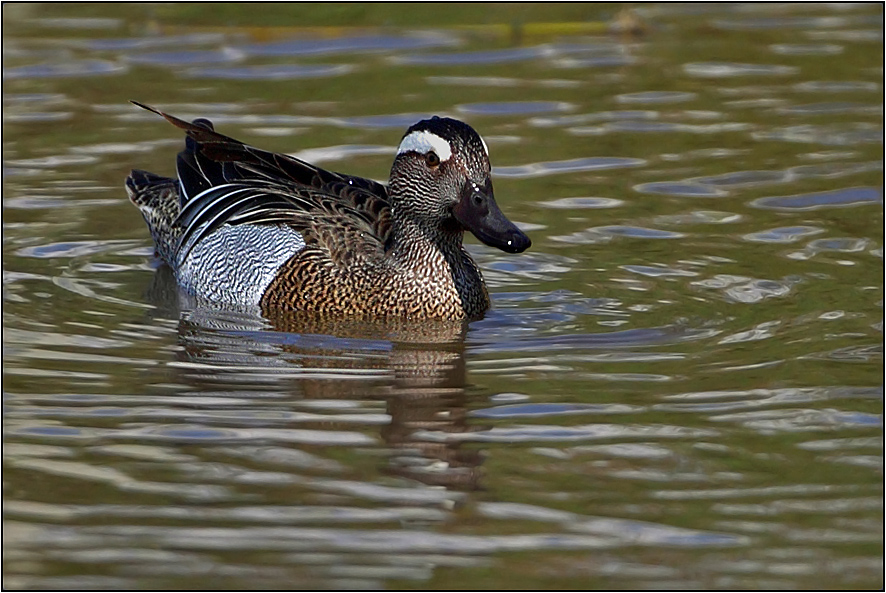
{"left": 124, "top": 49, "right": 243, "bottom": 66}
{"left": 185, "top": 64, "right": 352, "bottom": 80}
{"left": 4, "top": 60, "right": 126, "bottom": 79}
{"left": 84, "top": 34, "right": 225, "bottom": 51}
{"left": 752, "top": 186, "right": 882, "bottom": 210}
{"left": 238, "top": 34, "right": 457, "bottom": 56}
{"left": 395, "top": 46, "right": 548, "bottom": 65}
{"left": 458, "top": 101, "right": 572, "bottom": 116}
{"left": 495, "top": 157, "right": 646, "bottom": 178}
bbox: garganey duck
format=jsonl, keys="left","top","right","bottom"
{"left": 126, "top": 101, "right": 530, "bottom": 320}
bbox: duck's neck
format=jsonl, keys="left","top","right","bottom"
{"left": 387, "top": 213, "right": 489, "bottom": 314}
{"left": 388, "top": 213, "right": 463, "bottom": 264}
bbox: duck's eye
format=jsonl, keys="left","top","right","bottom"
{"left": 425, "top": 151, "right": 440, "bottom": 167}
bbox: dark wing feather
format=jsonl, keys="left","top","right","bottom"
{"left": 130, "top": 102, "right": 394, "bottom": 264}
{"left": 130, "top": 102, "right": 387, "bottom": 197}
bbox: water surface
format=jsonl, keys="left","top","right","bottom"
{"left": 3, "top": 3, "right": 883, "bottom": 590}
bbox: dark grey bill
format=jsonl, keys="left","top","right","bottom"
{"left": 453, "top": 180, "right": 531, "bottom": 254}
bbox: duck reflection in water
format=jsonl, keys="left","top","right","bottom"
{"left": 146, "top": 265, "right": 486, "bottom": 490}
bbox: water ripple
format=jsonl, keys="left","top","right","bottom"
{"left": 185, "top": 64, "right": 354, "bottom": 80}
{"left": 536, "top": 197, "right": 624, "bottom": 209}
{"left": 752, "top": 123, "right": 882, "bottom": 145}
{"left": 683, "top": 62, "right": 798, "bottom": 78}
{"left": 636, "top": 169, "right": 880, "bottom": 199}
{"left": 6, "top": 154, "right": 99, "bottom": 168}
{"left": 82, "top": 33, "right": 226, "bottom": 51}
{"left": 711, "top": 16, "right": 858, "bottom": 31}
{"left": 4, "top": 458, "right": 231, "bottom": 502}
{"left": 122, "top": 48, "right": 245, "bottom": 66}
{"left": 468, "top": 326, "right": 716, "bottom": 354}
{"left": 4, "top": 92, "right": 68, "bottom": 106}
{"left": 393, "top": 46, "right": 548, "bottom": 66}
{"left": 793, "top": 80, "right": 880, "bottom": 93}
{"left": 553, "top": 55, "right": 638, "bottom": 68}
{"left": 798, "top": 436, "right": 883, "bottom": 452}
{"left": 16, "top": 239, "right": 144, "bottom": 259}
{"left": 530, "top": 110, "right": 658, "bottom": 127}
{"left": 31, "top": 17, "right": 121, "bottom": 29}
{"left": 568, "top": 121, "right": 752, "bottom": 135}
{"left": 805, "top": 29, "right": 883, "bottom": 42}
{"left": 653, "top": 484, "right": 856, "bottom": 501}
{"left": 494, "top": 157, "right": 646, "bottom": 178}
{"left": 654, "top": 211, "right": 741, "bottom": 225}
{"left": 751, "top": 187, "right": 882, "bottom": 211}
{"left": 478, "top": 502, "right": 746, "bottom": 547}
{"left": 427, "top": 75, "right": 582, "bottom": 89}
{"left": 4, "top": 112, "right": 74, "bottom": 123}
{"left": 805, "top": 237, "right": 870, "bottom": 254}
{"left": 470, "top": 403, "right": 641, "bottom": 419}
{"left": 115, "top": 425, "right": 377, "bottom": 446}
{"left": 692, "top": 170, "right": 789, "bottom": 188}
{"left": 4, "top": 60, "right": 127, "bottom": 79}
{"left": 803, "top": 345, "right": 883, "bottom": 364}
{"left": 691, "top": 275, "right": 799, "bottom": 304}
{"left": 239, "top": 33, "right": 457, "bottom": 57}
{"left": 291, "top": 144, "right": 393, "bottom": 164}
{"left": 615, "top": 91, "right": 697, "bottom": 104}
{"left": 742, "top": 226, "right": 825, "bottom": 244}
{"left": 21, "top": 503, "right": 450, "bottom": 525}
{"left": 41, "top": 523, "right": 617, "bottom": 555}
{"left": 776, "top": 102, "right": 881, "bottom": 116}
{"left": 770, "top": 43, "right": 843, "bottom": 55}
{"left": 414, "top": 423, "right": 718, "bottom": 444}
{"left": 339, "top": 113, "right": 437, "bottom": 129}
{"left": 713, "top": 496, "right": 882, "bottom": 515}
{"left": 623, "top": 265, "right": 699, "bottom": 278}
{"left": 478, "top": 251, "right": 576, "bottom": 286}
{"left": 633, "top": 182, "right": 727, "bottom": 197}
{"left": 457, "top": 101, "right": 573, "bottom": 116}
{"left": 599, "top": 226, "right": 684, "bottom": 239}
{"left": 708, "top": 408, "right": 882, "bottom": 433}
{"left": 550, "top": 226, "right": 684, "bottom": 244}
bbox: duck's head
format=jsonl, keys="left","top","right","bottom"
{"left": 389, "top": 116, "right": 531, "bottom": 254}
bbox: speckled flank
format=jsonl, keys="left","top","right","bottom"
{"left": 127, "top": 172, "right": 307, "bottom": 306}
{"left": 178, "top": 224, "right": 305, "bottom": 305}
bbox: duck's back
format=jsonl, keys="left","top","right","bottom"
{"left": 126, "top": 109, "right": 397, "bottom": 307}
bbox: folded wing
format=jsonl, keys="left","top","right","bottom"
{"left": 131, "top": 102, "right": 393, "bottom": 267}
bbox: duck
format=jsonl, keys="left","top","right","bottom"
{"left": 126, "top": 101, "right": 530, "bottom": 320}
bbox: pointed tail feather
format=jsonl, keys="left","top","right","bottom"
{"left": 130, "top": 100, "right": 254, "bottom": 155}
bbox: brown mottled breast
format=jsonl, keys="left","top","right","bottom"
{"left": 261, "top": 230, "right": 489, "bottom": 320}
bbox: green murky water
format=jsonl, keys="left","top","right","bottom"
{"left": 3, "top": 3, "right": 883, "bottom": 589}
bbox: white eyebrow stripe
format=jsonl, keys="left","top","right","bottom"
{"left": 397, "top": 131, "right": 453, "bottom": 161}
